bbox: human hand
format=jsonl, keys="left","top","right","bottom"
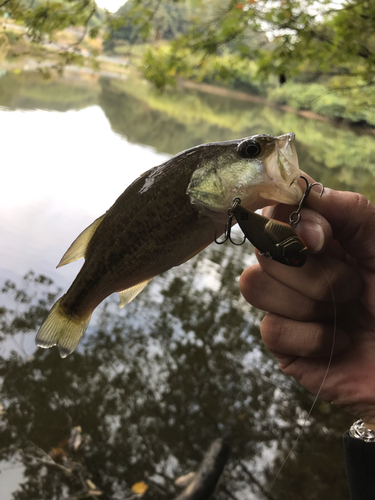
{"left": 239, "top": 180, "right": 375, "bottom": 430}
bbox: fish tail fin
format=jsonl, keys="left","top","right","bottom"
{"left": 36, "top": 298, "right": 91, "bottom": 358}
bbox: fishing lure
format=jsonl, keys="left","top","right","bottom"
{"left": 215, "top": 198, "right": 308, "bottom": 267}
{"left": 234, "top": 200, "right": 308, "bottom": 267}
{"left": 215, "top": 177, "right": 323, "bottom": 267}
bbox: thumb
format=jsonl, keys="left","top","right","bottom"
{"left": 306, "top": 187, "right": 375, "bottom": 265}
{"left": 262, "top": 204, "right": 332, "bottom": 254}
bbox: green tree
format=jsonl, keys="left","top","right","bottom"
{"left": 111, "top": 0, "right": 193, "bottom": 44}
{"left": 0, "top": 0, "right": 105, "bottom": 71}
{"left": 138, "top": 0, "right": 375, "bottom": 93}
{"left": 3, "top": 0, "right": 375, "bottom": 96}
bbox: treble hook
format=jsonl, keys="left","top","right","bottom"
{"left": 289, "top": 176, "right": 324, "bottom": 228}
{"left": 215, "top": 197, "right": 246, "bottom": 245}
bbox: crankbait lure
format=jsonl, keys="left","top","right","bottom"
{"left": 215, "top": 177, "right": 324, "bottom": 267}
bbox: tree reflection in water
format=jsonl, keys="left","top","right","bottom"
{"left": 0, "top": 242, "right": 352, "bottom": 500}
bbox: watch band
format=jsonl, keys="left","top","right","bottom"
{"left": 349, "top": 419, "right": 375, "bottom": 443}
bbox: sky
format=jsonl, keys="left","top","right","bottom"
{"left": 95, "top": 0, "right": 127, "bottom": 13}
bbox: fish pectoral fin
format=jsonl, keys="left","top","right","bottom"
{"left": 57, "top": 214, "right": 106, "bottom": 268}
{"left": 118, "top": 279, "right": 152, "bottom": 308}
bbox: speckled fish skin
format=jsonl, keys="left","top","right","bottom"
{"left": 36, "top": 133, "right": 302, "bottom": 357}
{"left": 61, "top": 153, "right": 226, "bottom": 319}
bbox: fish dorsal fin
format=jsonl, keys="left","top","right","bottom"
{"left": 57, "top": 214, "right": 106, "bottom": 268}
{"left": 118, "top": 279, "right": 152, "bottom": 308}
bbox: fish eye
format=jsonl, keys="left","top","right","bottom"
{"left": 237, "top": 140, "right": 262, "bottom": 159}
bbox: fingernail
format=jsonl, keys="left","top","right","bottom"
{"left": 299, "top": 222, "right": 324, "bottom": 252}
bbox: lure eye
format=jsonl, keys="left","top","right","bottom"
{"left": 289, "top": 253, "right": 303, "bottom": 266}
{"left": 273, "top": 237, "right": 307, "bottom": 267}
{"left": 237, "top": 140, "right": 262, "bottom": 159}
{"left": 286, "top": 247, "right": 308, "bottom": 267}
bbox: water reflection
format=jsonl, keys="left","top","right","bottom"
{"left": 0, "top": 248, "right": 352, "bottom": 500}
{"left": 1, "top": 70, "right": 375, "bottom": 202}
{"left": 99, "top": 76, "right": 375, "bottom": 202}
{"left": 0, "top": 70, "right": 369, "bottom": 499}
{"left": 0, "top": 71, "right": 99, "bottom": 111}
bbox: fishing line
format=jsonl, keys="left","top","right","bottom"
{"left": 266, "top": 262, "right": 337, "bottom": 498}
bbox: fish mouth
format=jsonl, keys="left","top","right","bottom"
{"left": 277, "top": 133, "right": 299, "bottom": 180}
{"left": 260, "top": 133, "right": 302, "bottom": 205}
{"left": 277, "top": 132, "right": 295, "bottom": 148}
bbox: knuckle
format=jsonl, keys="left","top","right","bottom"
{"left": 310, "top": 271, "right": 332, "bottom": 300}
{"left": 309, "top": 262, "right": 361, "bottom": 302}
{"left": 260, "top": 314, "right": 285, "bottom": 351}
{"left": 353, "top": 192, "right": 370, "bottom": 211}
{"left": 339, "top": 192, "right": 375, "bottom": 243}
{"left": 309, "top": 324, "right": 326, "bottom": 354}
{"left": 239, "top": 268, "right": 257, "bottom": 302}
{"left": 260, "top": 313, "right": 290, "bottom": 352}
{"left": 299, "top": 296, "right": 322, "bottom": 321}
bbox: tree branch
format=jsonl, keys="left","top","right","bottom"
{"left": 173, "top": 439, "right": 230, "bottom": 500}
{"left": 129, "top": 0, "right": 163, "bottom": 46}
{"left": 237, "top": 460, "right": 277, "bottom": 500}
{"left": 23, "top": 453, "right": 73, "bottom": 475}
{"left": 65, "top": 6, "right": 96, "bottom": 49}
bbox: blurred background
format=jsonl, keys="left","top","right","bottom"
{"left": 1, "top": 1, "right": 374, "bottom": 499}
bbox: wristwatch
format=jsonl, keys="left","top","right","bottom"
{"left": 349, "top": 419, "right": 375, "bottom": 443}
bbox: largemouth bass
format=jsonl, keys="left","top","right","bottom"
{"left": 36, "top": 133, "right": 302, "bottom": 357}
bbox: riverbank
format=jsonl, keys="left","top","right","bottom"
{"left": 3, "top": 57, "right": 374, "bottom": 136}
{"left": 178, "top": 79, "right": 375, "bottom": 136}
{"left": 2, "top": 19, "right": 375, "bottom": 133}
{"left": 2, "top": 65, "right": 375, "bottom": 203}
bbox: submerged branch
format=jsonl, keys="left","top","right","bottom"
{"left": 23, "top": 453, "right": 73, "bottom": 475}
{"left": 174, "top": 439, "right": 230, "bottom": 500}
{"left": 237, "top": 460, "right": 277, "bottom": 500}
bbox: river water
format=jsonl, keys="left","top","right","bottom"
{"left": 0, "top": 70, "right": 374, "bottom": 500}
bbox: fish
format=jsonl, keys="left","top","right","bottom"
{"left": 36, "top": 133, "right": 302, "bottom": 358}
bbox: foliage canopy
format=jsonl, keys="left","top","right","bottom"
{"left": 2, "top": 0, "right": 375, "bottom": 91}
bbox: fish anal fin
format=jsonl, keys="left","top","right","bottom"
{"left": 118, "top": 279, "right": 152, "bottom": 308}
{"left": 57, "top": 214, "right": 106, "bottom": 268}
